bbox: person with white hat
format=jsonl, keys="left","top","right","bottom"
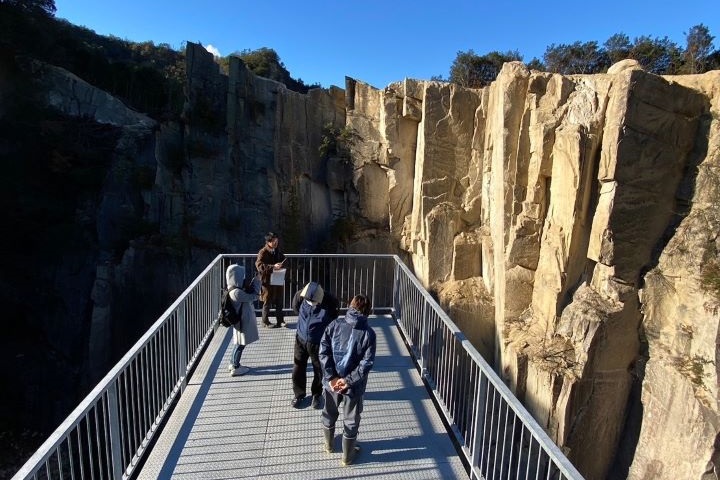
{"left": 290, "top": 281, "right": 338, "bottom": 408}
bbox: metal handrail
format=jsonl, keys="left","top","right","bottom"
{"left": 12, "top": 256, "right": 223, "bottom": 480}
{"left": 392, "top": 259, "right": 583, "bottom": 480}
{"left": 12, "top": 254, "right": 583, "bottom": 480}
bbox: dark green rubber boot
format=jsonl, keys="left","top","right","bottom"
{"left": 341, "top": 435, "right": 360, "bottom": 466}
{"left": 323, "top": 426, "right": 335, "bottom": 453}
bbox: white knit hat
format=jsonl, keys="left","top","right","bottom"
{"left": 300, "top": 281, "right": 324, "bottom": 304}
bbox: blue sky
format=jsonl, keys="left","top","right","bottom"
{"left": 54, "top": 0, "right": 719, "bottom": 89}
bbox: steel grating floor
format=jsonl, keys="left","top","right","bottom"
{"left": 137, "top": 315, "right": 468, "bottom": 479}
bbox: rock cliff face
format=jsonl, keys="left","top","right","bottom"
{"left": 6, "top": 40, "right": 719, "bottom": 480}
{"left": 2, "top": 42, "right": 348, "bottom": 441}
{"left": 345, "top": 60, "right": 720, "bottom": 480}
{"left": 161, "top": 43, "right": 347, "bottom": 253}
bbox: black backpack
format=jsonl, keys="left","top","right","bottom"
{"left": 241, "top": 276, "right": 258, "bottom": 294}
{"left": 218, "top": 286, "right": 241, "bottom": 327}
{"left": 321, "top": 292, "right": 340, "bottom": 321}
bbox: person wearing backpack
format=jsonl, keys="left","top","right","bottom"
{"left": 290, "top": 281, "right": 339, "bottom": 409}
{"left": 319, "top": 294, "right": 376, "bottom": 466}
{"left": 226, "top": 264, "right": 260, "bottom": 376}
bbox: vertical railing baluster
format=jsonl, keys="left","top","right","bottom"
{"left": 56, "top": 442, "right": 63, "bottom": 480}
{"left": 139, "top": 350, "right": 148, "bottom": 443}
{"left": 177, "top": 304, "right": 187, "bottom": 392}
{"left": 77, "top": 425, "right": 85, "bottom": 479}
{"left": 420, "top": 298, "right": 429, "bottom": 376}
{"left": 507, "top": 410, "right": 518, "bottom": 480}
{"left": 86, "top": 413, "right": 95, "bottom": 479}
{"left": 499, "top": 401, "right": 509, "bottom": 479}
{"left": 371, "top": 259, "right": 377, "bottom": 311}
{"left": 393, "top": 261, "right": 400, "bottom": 316}
{"left": 516, "top": 425, "right": 526, "bottom": 480}
{"left": 470, "top": 369, "right": 486, "bottom": 479}
{"left": 68, "top": 433, "right": 76, "bottom": 479}
{"left": 127, "top": 362, "right": 136, "bottom": 459}
{"left": 102, "top": 394, "right": 111, "bottom": 479}
{"left": 107, "top": 384, "right": 123, "bottom": 480}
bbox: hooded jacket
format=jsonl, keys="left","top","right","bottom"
{"left": 225, "top": 264, "right": 261, "bottom": 345}
{"left": 292, "top": 286, "right": 338, "bottom": 344}
{"left": 319, "top": 307, "right": 376, "bottom": 398}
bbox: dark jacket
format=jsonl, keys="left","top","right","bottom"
{"left": 292, "top": 290, "right": 338, "bottom": 344}
{"left": 255, "top": 245, "right": 285, "bottom": 285}
{"left": 320, "top": 307, "right": 376, "bottom": 398}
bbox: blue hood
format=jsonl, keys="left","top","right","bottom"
{"left": 341, "top": 307, "right": 366, "bottom": 328}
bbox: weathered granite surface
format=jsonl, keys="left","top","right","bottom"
{"left": 345, "top": 60, "right": 719, "bottom": 480}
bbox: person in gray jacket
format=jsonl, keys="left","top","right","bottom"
{"left": 319, "top": 294, "right": 376, "bottom": 466}
{"left": 225, "top": 264, "right": 261, "bottom": 376}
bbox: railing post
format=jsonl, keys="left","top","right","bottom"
{"left": 420, "top": 300, "right": 429, "bottom": 376}
{"left": 393, "top": 261, "right": 400, "bottom": 316}
{"left": 107, "top": 383, "right": 124, "bottom": 480}
{"left": 470, "top": 374, "right": 488, "bottom": 479}
{"left": 177, "top": 305, "right": 187, "bottom": 392}
{"left": 371, "top": 259, "right": 377, "bottom": 310}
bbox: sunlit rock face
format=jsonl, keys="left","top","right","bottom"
{"left": 344, "top": 62, "right": 720, "bottom": 480}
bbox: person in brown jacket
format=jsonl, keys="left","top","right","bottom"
{"left": 255, "top": 232, "right": 286, "bottom": 328}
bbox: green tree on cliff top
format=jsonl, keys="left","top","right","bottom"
{"left": 1, "top": 0, "right": 56, "bottom": 15}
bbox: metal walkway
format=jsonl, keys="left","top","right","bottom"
{"left": 13, "top": 255, "right": 583, "bottom": 480}
{"left": 137, "top": 315, "right": 468, "bottom": 479}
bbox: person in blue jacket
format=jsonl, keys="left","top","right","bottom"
{"left": 319, "top": 294, "right": 376, "bottom": 466}
{"left": 290, "top": 281, "right": 338, "bottom": 409}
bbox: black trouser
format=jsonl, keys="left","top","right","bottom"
{"left": 261, "top": 285, "right": 284, "bottom": 325}
{"left": 292, "top": 336, "right": 322, "bottom": 398}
